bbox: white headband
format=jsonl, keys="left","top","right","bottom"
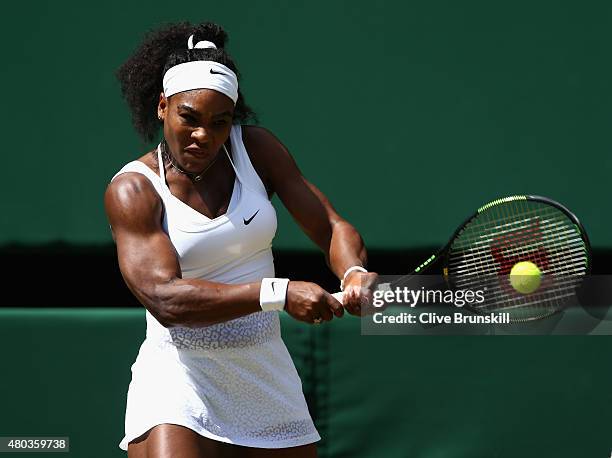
{"left": 162, "top": 34, "right": 239, "bottom": 103}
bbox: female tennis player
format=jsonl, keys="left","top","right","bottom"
{"left": 105, "top": 21, "right": 376, "bottom": 457}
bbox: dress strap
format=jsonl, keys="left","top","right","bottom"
{"left": 227, "top": 125, "right": 269, "bottom": 198}
{"left": 223, "top": 143, "right": 242, "bottom": 184}
{"left": 156, "top": 144, "right": 169, "bottom": 195}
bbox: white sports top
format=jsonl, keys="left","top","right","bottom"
{"left": 111, "top": 124, "right": 320, "bottom": 450}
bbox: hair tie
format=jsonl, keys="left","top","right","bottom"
{"left": 187, "top": 34, "right": 217, "bottom": 50}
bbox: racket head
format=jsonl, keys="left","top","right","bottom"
{"left": 443, "top": 195, "right": 591, "bottom": 322}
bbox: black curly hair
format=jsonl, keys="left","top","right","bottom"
{"left": 116, "top": 21, "right": 258, "bottom": 143}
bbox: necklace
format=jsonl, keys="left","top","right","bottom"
{"left": 161, "top": 140, "right": 222, "bottom": 182}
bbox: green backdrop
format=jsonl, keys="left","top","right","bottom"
{"left": 1, "top": 1, "right": 610, "bottom": 249}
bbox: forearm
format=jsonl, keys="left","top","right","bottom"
{"left": 152, "top": 278, "right": 263, "bottom": 328}
{"left": 327, "top": 220, "right": 368, "bottom": 280}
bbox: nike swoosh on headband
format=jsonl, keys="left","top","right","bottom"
{"left": 210, "top": 68, "right": 230, "bottom": 76}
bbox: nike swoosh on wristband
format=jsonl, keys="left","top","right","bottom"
{"left": 271, "top": 281, "right": 276, "bottom": 294}
{"left": 243, "top": 210, "right": 260, "bottom": 225}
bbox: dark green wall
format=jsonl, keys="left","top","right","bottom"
{"left": 2, "top": 1, "right": 610, "bottom": 249}
{"left": 2, "top": 308, "right": 611, "bottom": 457}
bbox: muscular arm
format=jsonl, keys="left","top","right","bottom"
{"left": 104, "top": 173, "right": 262, "bottom": 328}
{"left": 244, "top": 126, "right": 368, "bottom": 280}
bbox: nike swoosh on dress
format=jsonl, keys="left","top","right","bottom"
{"left": 243, "top": 209, "right": 260, "bottom": 225}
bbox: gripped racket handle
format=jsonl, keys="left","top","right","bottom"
{"left": 331, "top": 283, "right": 391, "bottom": 303}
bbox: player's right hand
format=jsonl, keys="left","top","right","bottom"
{"left": 285, "top": 281, "right": 344, "bottom": 324}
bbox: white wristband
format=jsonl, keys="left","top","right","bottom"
{"left": 260, "top": 278, "right": 290, "bottom": 311}
{"left": 340, "top": 266, "right": 368, "bottom": 291}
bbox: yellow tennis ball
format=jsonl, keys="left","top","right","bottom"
{"left": 509, "top": 261, "right": 542, "bottom": 294}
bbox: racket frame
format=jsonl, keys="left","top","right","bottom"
{"left": 388, "top": 195, "right": 592, "bottom": 322}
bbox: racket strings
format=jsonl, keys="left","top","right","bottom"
{"left": 455, "top": 220, "right": 582, "bottom": 253}
{"left": 455, "top": 274, "right": 583, "bottom": 308}
{"left": 449, "top": 243, "right": 588, "bottom": 275}
{"left": 451, "top": 212, "right": 586, "bottom": 274}
{"left": 451, "top": 206, "right": 563, "bottom": 244}
{"left": 452, "top": 207, "right": 574, "bottom": 250}
{"left": 450, "top": 205, "right": 586, "bottom": 270}
{"left": 453, "top": 200, "right": 587, "bottom": 271}
{"left": 482, "top": 200, "right": 585, "bottom": 320}
{"left": 446, "top": 200, "right": 588, "bottom": 322}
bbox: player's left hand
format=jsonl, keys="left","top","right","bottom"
{"left": 341, "top": 271, "right": 379, "bottom": 317}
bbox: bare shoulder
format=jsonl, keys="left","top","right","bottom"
{"left": 242, "top": 124, "right": 281, "bottom": 146}
{"left": 104, "top": 148, "right": 161, "bottom": 222}
{"left": 241, "top": 125, "right": 291, "bottom": 159}
{"left": 104, "top": 171, "right": 163, "bottom": 235}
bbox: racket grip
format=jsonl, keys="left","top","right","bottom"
{"left": 331, "top": 283, "right": 390, "bottom": 302}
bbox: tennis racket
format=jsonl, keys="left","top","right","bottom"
{"left": 334, "top": 195, "right": 591, "bottom": 323}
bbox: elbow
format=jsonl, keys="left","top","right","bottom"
{"left": 150, "top": 288, "right": 186, "bottom": 328}
{"left": 142, "top": 296, "right": 177, "bottom": 328}
{"left": 152, "top": 306, "right": 177, "bottom": 328}
{"left": 140, "top": 278, "right": 218, "bottom": 329}
{"left": 139, "top": 280, "right": 182, "bottom": 328}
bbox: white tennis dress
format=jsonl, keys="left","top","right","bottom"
{"left": 111, "top": 124, "right": 320, "bottom": 451}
